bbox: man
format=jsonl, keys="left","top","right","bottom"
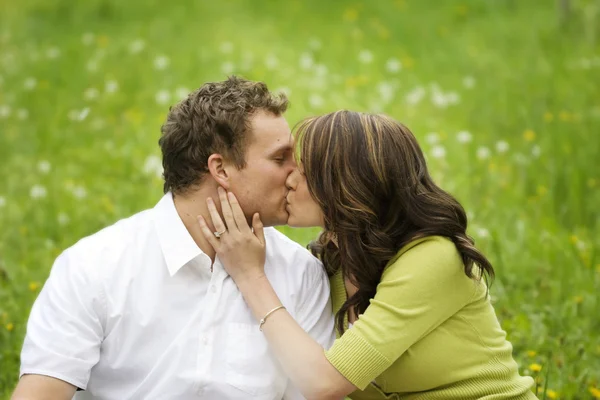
{"left": 12, "top": 76, "right": 335, "bottom": 399}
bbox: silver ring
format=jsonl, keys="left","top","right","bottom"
{"left": 214, "top": 229, "right": 227, "bottom": 238}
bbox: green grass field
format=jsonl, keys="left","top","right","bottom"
{"left": 1, "top": 0, "right": 599, "bottom": 398}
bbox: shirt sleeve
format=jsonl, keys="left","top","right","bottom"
{"left": 20, "top": 247, "right": 105, "bottom": 390}
{"left": 283, "top": 253, "right": 336, "bottom": 400}
{"left": 324, "top": 237, "right": 480, "bottom": 390}
{"left": 293, "top": 255, "right": 336, "bottom": 350}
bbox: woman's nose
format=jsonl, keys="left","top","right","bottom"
{"left": 286, "top": 169, "right": 299, "bottom": 190}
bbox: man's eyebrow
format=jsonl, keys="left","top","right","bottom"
{"left": 266, "top": 143, "right": 293, "bottom": 155}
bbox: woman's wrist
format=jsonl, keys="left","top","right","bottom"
{"left": 236, "top": 273, "right": 283, "bottom": 322}
{"left": 233, "top": 269, "right": 268, "bottom": 291}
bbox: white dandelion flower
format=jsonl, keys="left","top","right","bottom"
{"left": 219, "top": 41, "right": 233, "bottom": 54}
{"left": 175, "top": 87, "right": 190, "bottom": 100}
{"left": 532, "top": 145, "right": 541, "bottom": 158}
{"left": 463, "top": 76, "right": 476, "bottom": 88}
{"left": 275, "top": 87, "right": 291, "bottom": 96}
{"left": 86, "top": 60, "right": 99, "bottom": 72}
{"left": 16, "top": 109, "right": 29, "bottom": 120}
{"left": 143, "top": 154, "right": 163, "bottom": 178}
{"left": 308, "top": 38, "right": 322, "bottom": 50}
{"left": 386, "top": 58, "right": 402, "bottom": 73}
{"left": 30, "top": 185, "right": 47, "bottom": 199}
{"left": 78, "top": 107, "right": 90, "bottom": 121}
{"left": 431, "top": 145, "right": 446, "bottom": 159}
{"left": 0, "top": 105, "right": 11, "bottom": 118}
{"left": 82, "top": 32, "right": 95, "bottom": 45}
{"left": 476, "top": 146, "right": 491, "bottom": 160}
{"left": 46, "top": 47, "right": 61, "bottom": 59}
{"left": 299, "top": 52, "right": 314, "bottom": 70}
{"left": 129, "top": 39, "right": 146, "bottom": 54}
{"left": 155, "top": 90, "right": 171, "bottom": 105}
{"left": 425, "top": 132, "right": 440, "bottom": 145}
{"left": 68, "top": 108, "right": 90, "bottom": 121}
{"left": 405, "top": 86, "right": 425, "bottom": 105}
{"left": 57, "top": 212, "right": 70, "bottom": 225}
{"left": 72, "top": 186, "right": 87, "bottom": 199}
{"left": 265, "top": 54, "right": 279, "bottom": 70}
{"left": 37, "top": 160, "right": 51, "bottom": 174}
{"left": 456, "top": 130, "right": 472, "bottom": 143}
{"left": 308, "top": 94, "right": 324, "bottom": 109}
{"left": 90, "top": 117, "right": 106, "bottom": 130}
{"left": 496, "top": 140, "right": 510, "bottom": 153}
{"left": 84, "top": 87, "right": 100, "bottom": 101}
{"left": 0, "top": 196, "right": 6, "bottom": 207}
{"left": 154, "top": 55, "right": 170, "bottom": 70}
{"left": 315, "top": 64, "right": 328, "bottom": 77}
{"left": 105, "top": 80, "right": 119, "bottom": 93}
{"left": 431, "top": 91, "right": 449, "bottom": 108}
{"left": 221, "top": 61, "right": 235, "bottom": 75}
{"left": 476, "top": 227, "right": 490, "bottom": 238}
{"left": 377, "top": 81, "right": 395, "bottom": 103}
{"left": 445, "top": 91, "right": 460, "bottom": 105}
{"left": 24, "top": 77, "right": 37, "bottom": 90}
{"left": 358, "top": 49, "right": 373, "bottom": 64}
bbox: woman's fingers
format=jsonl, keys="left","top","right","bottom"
{"left": 252, "top": 213, "right": 265, "bottom": 246}
{"left": 206, "top": 196, "right": 227, "bottom": 234}
{"left": 197, "top": 215, "right": 220, "bottom": 250}
{"left": 228, "top": 192, "right": 251, "bottom": 234}
{"left": 217, "top": 187, "right": 238, "bottom": 231}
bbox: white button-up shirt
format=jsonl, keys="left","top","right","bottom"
{"left": 20, "top": 192, "right": 335, "bottom": 399}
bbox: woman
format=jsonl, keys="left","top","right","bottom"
{"left": 197, "top": 111, "right": 536, "bottom": 399}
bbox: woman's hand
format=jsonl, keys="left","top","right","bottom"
{"left": 197, "top": 187, "right": 266, "bottom": 284}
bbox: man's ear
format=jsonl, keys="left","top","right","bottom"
{"left": 207, "top": 153, "right": 231, "bottom": 190}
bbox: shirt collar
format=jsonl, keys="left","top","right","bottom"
{"left": 153, "top": 192, "right": 205, "bottom": 277}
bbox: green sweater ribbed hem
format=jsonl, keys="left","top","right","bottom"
{"left": 325, "top": 329, "right": 390, "bottom": 390}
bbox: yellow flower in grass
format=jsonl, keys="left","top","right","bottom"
{"left": 529, "top": 363, "right": 542, "bottom": 372}
{"left": 536, "top": 185, "right": 547, "bottom": 196}
{"left": 569, "top": 235, "right": 579, "bottom": 245}
{"left": 546, "top": 389, "right": 558, "bottom": 399}
{"left": 590, "top": 386, "right": 600, "bottom": 398}
{"left": 97, "top": 35, "right": 109, "bottom": 48}
{"left": 29, "top": 281, "right": 40, "bottom": 292}
{"left": 343, "top": 8, "right": 358, "bottom": 22}
{"left": 527, "top": 350, "right": 537, "bottom": 357}
{"left": 523, "top": 129, "right": 536, "bottom": 142}
{"left": 559, "top": 110, "right": 572, "bottom": 122}
{"left": 544, "top": 112, "right": 554, "bottom": 122}
{"left": 401, "top": 56, "right": 414, "bottom": 69}
{"left": 573, "top": 295, "right": 583, "bottom": 304}
{"left": 6, "top": 322, "right": 14, "bottom": 332}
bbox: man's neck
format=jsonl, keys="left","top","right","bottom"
{"left": 172, "top": 188, "right": 218, "bottom": 262}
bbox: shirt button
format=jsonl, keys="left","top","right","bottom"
{"left": 202, "top": 336, "right": 208, "bottom": 345}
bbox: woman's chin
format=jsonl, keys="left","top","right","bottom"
{"left": 286, "top": 215, "right": 319, "bottom": 228}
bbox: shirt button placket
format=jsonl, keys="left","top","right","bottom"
{"left": 196, "top": 271, "right": 221, "bottom": 396}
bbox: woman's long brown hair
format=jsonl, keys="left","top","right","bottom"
{"left": 295, "top": 111, "right": 495, "bottom": 334}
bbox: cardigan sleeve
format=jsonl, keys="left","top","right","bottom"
{"left": 324, "top": 236, "right": 481, "bottom": 390}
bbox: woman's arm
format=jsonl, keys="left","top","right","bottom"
{"left": 197, "top": 188, "right": 357, "bottom": 399}
{"left": 237, "top": 274, "right": 357, "bottom": 400}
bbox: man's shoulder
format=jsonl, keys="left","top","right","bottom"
{"left": 264, "top": 227, "right": 324, "bottom": 275}
{"left": 264, "top": 227, "right": 312, "bottom": 258}
{"left": 61, "top": 208, "right": 155, "bottom": 271}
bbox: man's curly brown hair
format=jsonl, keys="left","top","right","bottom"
{"left": 159, "top": 76, "right": 289, "bottom": 195}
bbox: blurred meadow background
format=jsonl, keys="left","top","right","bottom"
{"left": 1, "top": 0, "right": 599, "bottom": 398}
